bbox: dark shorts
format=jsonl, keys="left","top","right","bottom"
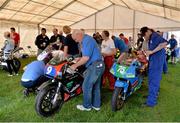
{"left": 171, "top": 50, "right": 177, "bottom": 57}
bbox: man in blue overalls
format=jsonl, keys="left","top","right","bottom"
{"left": 140, "top": 27, "right": 167, "bottom": 107}
{"left": 157, "top": 31, "right": 168, "bottom": 74}
{"left": 70, "top": 29, "right": 105, "bottom": 111}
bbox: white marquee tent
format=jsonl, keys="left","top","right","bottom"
{"left": 0, "top": 0, "right": 180, "bottom": 52}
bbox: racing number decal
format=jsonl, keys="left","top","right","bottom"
{"left": 117, "top": 66, "right": 126, "bottom": 74}
{"left": 46, "top": 66, "right": 53, "bottom": 74}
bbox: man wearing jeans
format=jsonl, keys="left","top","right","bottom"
{"left": 70, "top": 29, "right": 105, "bottom": 111}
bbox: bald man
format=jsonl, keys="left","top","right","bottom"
{"left": 70, "top": 29, "right": 105, "bottom": 111}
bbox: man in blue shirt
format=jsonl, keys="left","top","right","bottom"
{"left": 21, "top": 57, "right": 50, "bottom": 90}
{"left": 70, "top": 29, "right": 105, "bottom": 111}
{"left": 111, "top": 36, "right": 128, "bottom": 63}
{"left": 169, "top": 34, "right": 177, "bottom": 64}
{"left": 140, "top": 27, "right": 167, "bottom": 107}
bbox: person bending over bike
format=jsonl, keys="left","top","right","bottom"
{"left": 21, "top": 55, "right": 52, "bottom": 95}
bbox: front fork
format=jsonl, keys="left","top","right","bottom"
{"left": 114, "top": 79, "right": 129, "bottom": 100}
{"left": 52, "top": 82, "right": 62, "bottom": 105}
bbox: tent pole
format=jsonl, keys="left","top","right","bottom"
{"left": 113, "top": 4, "right": 115, "bottom": 34}
{"left": 38, "top": 0, "right": 77, "bottom": 25}
{"left": 95, "top": 13, "right": 97, "bottom": 33}
{"left": 70, "top": 4, "right": 113, "bottom": 27}
{"left": 137, "top": 0, "right": 180, "bottom": 12}
{"left": 115, "top": 4, "right": 180, "bottom": 24}
{"left": 18, "top": 23, "right": 20, "bottom": 34}
{"left": 38, "top": 24, "right": 40, "bottom": 35}
{"left": 0, "top": 0, "right": 11, "bottom": 10}
{"left": 133, "top": 10, "right": 136, "bottom": 44}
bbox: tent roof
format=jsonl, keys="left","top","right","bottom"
{"left": 0, "top": 0, "right": 180, "bottom": 26}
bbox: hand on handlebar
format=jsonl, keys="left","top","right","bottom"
{"left": 70, "top": 64, "right": 77, "bottom": 71}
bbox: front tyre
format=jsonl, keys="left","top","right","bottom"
{"left": 35, "top": 85, "right": 64, "bottom": 117}
{"left": 111, "top": 87, "right": 124, "bottom": 111}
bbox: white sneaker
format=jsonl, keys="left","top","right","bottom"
{"left": 76, "top": 105, "right": 91, "bottom": 111}
{"left": 8, "top": 74, "right": 13, "bottom": 77}
{"left": 92, "top": 106, "right": 100, "bottom": 111}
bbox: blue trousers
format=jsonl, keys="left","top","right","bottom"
{"left": 163, "top": 57, "right": 168, "bottom": 73}
{"left": 146, "top": 56, "right": 164, "bottom": 106}
{"left": 21, "top": 76, "right": 48, "bottom": 88}
{"left": 82, "top": 61, "right": 105, "bottom": 108}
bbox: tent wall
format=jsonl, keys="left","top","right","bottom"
{"left": 71, "top": 15, "right": 95, "bottom": 30}
{"left": 0, "top": 21, "right": 62, "bottom": 54}
{"left": 0, "top": 20, "right": 38, "bottom": 54}
{"left": 19, "top": 23, "right": 38, "bottom": 52}
{"left": 40, "top": 24, "right": 63, "bottom": 38}
{"left": 96, "top": 6, "right": 114, "bottom": 30}
{"left": 71, "top": 5, "right": 134, "bottom": 38}
{"left": 1, "top": 4, "right": 180, "bottom": 52}
{"left": 71, "top": 5, "right": 180, "bottom": 43}
{"left": 135, "top": 11, "right": 180, "bottom": 29}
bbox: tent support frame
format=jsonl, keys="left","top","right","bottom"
{"left": 70, "top": 4, "right": 113, "bottom": 27}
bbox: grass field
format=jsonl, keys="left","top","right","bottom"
{"left": 0, "top": 57, "right": 180, "bottom": 122}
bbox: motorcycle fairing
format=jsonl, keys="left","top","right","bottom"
{"left": 110, "top": 61, "right": 140, "bottom": 78}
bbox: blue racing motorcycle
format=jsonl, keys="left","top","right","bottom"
{"left": 110, "top": 51, "right": 148, "bottom": 111}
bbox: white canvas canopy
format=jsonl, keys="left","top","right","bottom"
{"left": 0, "top": 0, "right": 180, "bottom": 52}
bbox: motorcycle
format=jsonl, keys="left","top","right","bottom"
{"left": 0, "top": 47, "right": 22, "bottom": 71}
{"left": 23, "top": 43, "right": 63, "bottom": 97}
{"left": 110, "top": 50, "right": 148, "bottom": 111}
{"left": 35, "top": 56, "right": 85, "bottom": 117}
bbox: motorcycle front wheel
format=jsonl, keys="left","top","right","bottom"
{"left": 111, "top": 87, "right": 124, "bottom": 111}
{"left": 35, "top": 85, "right": 64, "bottom": 117}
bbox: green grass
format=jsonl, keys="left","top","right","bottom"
{"left": 0, "top": 58, "right": 180, "bottom": 122}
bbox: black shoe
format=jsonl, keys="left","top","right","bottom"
{"left": 163, "top": 71, "right": 168, "bottom": 74}
{"left": 23, "top": 89, "right": 30, "bottom": 97}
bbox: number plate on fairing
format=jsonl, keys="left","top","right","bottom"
{"left": 45, "top": 65, "right": 56, "bottom": 77}
{"left": 110, "top": 63, "right": 135, "bottom": 78}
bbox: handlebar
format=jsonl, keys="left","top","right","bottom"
{"left": 66, "top": 54, "right": 81, "bottom": 62}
